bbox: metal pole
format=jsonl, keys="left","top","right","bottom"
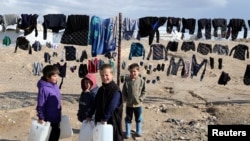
{"left": 117, "top": 13, "right": 122, "bottom": 86}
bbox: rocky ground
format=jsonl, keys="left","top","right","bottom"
{"left": 1, "top": 86, "right": 250, "bottom": 141}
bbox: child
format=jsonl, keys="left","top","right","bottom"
{"left": 122, "top": 63, "right": 147, "bottom": 138}
{"left": 36, "top": 65, "right": 62, "bottom": 141}
{"left": 77, "top": 73, "right": 99, "bottom": 122}
{"left": 87, "top": 63, "right": 124, "bottom": 141}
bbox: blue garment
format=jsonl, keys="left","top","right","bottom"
{"left": 89, "top": 16, "right": 117, "bottom": 57}
{"left": 129, "top": 42, "right": 145, "bottom": 60}
{"left": 36, "top": 77, "right": 61, "bottom": 123}
{"left": 103, "top": 17, "right": 117, "bottom": 54}
{"left": 89, "top": 16, "right": 103, "bottom": 57}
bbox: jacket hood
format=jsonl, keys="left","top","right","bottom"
{"left": 81, "top": 73, "right": 97, "bottom": 90}
{"left": 37, "top": 77, "right": 56, "bottom": 88}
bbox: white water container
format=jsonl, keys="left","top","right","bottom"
{"left": 60, "top": 115, "right": 73, "bottom": 139}
{"left": 93, "top": 122, "right": 113, "bottom": 141}
{"left": 78, "top": 120, "right": 95, "bottom": 141}
{"left": 27, "top": 120, "right": 51, "bottom": 141}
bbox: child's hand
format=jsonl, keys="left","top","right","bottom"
{"left": 84, "top": 83, "right": 91, "bottom": 92}
{"left": 85, "top": 117, "right": 92, "bottom": 122}
{"left": 38, "top": 119, "right": 44, "bottom": 124}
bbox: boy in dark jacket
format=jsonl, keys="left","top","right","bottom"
{"left": 36, "top": 65, "right": 61, "bottom": 141}
{"left": 87, "top": 64, "right": 124, "bottom": 141}
{"left": 77, "top": 73, "right": 99, "bottom": 122}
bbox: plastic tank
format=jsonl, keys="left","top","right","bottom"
{"left": 60, "top": 115, "right": 73, "bottom": 139}
{"left": 27, "top": 120, "right": 51, "bottom": 141}
{"left": 93, "top": 122, "right": 113, "bottom": 141}
{"left": 78, "top": 120, "right": 95, "bottom": 141}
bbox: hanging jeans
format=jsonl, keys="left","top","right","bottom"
{"left": 197, "top": 18, "right": 211, "bottom": 39}
{"left": 212, "top": 18, "right": 227, "bottom": 38}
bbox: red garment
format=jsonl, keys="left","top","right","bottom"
{"left": 88, "top": 58, "right": 98, "bottom": 73}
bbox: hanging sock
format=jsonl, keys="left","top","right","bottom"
{"left": 218, "top": 58, "right": 223, "bottom": 69}
{"left": 32, "top": 62, "right": 38, "bottom": 75}
{"left": 209, "top": 57, "right": 214, "bottom": 69}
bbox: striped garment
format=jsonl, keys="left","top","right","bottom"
{"left": 128, "top": 42, "right": 145, "bottom": 60}
{"left": 147, "top": 44, "right": 167, "bottom": 60}
{"left": 213, "top": 44, "right": 229, "bottom": 55}
{"left": 197, "top": 43, "right": 212, "bottom": 55}
{"left": 181, "top": 41, "right": 196, "bottom": 52}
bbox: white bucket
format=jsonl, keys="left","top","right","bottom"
{"left": 27, "top": 120, "right": 51, "bottom": 141}
{"left": 78, "top": 120, "right": 95, "bottom": 141}
{"left": 93, "top": 122, "right": 113, "bottom": 141}
{"left": 60, "top": 115, "right": 73, "bottom": 139}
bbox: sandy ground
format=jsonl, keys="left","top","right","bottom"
{"left": 1, "top": 36, "right": 250, "bottom": 141}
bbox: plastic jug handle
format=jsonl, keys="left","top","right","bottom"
{"left": 104, "top": 122, "right": 107, "bottom": 125}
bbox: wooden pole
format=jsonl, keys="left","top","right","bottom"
{"left": 117, "top": 13, "right": 122, "bottom": 86}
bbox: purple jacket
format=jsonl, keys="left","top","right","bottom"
{"left": 36, "top": 77, "right": 61, "bottom": 123}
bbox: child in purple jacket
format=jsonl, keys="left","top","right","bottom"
{"left": 36, "top": 65, "right": 62, "bottom": 141}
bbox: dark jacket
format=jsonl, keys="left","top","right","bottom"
{"left": 77, "top": 86, "right": 99, "bottom": 122}
{"left": 226, "top": 18, "right": 247, "bottom": 40}
{"left": 43, "top": 14, "right": 67, "bottom": 39}
{"left": 138, "top": 16, "right": 167, "bottom": 45}
{"left": 14, "top": 36, "right": 32, "bottom": 54}
{"left": 17, "top": 14, "right": 39, "bottom": 36}
{"left": 89, "top": 81, "right": 124, "bottom": 141}
{"left": 36, "top": 77, "right": 61, "bottom": 123}
{"left": 229, "top": 44, "right": 249, "bottom": 60}
{"left": 61, "top": 15, "right": 89, "bottom": 45}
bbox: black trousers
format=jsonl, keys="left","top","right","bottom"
{"left": 49, "top": 122, "right": 60, "bottom": 141}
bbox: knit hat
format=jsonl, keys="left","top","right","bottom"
{"left": 81, "top": 73, "right": 97, "bottom": 91}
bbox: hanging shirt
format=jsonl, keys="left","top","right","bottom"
{"left": 128, "top": 42, "right": 145, "bottom": 60}
{"left": 147, "top": 43, "right": 167, "bottom": 60}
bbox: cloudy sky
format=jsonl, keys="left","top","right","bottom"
{"left": 1, "top": 0, "right": 249, "bottom": 20}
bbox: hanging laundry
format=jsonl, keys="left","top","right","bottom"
{"left": 53, "top": 62, "right": 67, "bottom": 89}
{"left": 197, "top": 43, "right": 212, "bottom": 55}
{"left": 64, "top": 46, "right": 76, "bottom": 61}
{"left": 181, "top": 41, "right": 195, "bottom": 52}
{"left": 14, "top": 36, "right": 32, "bottom": 54}
{"left": 17, "top": 14, "right": 39, "bottom": 36}
{"left": 89, "top": 16, "right": 117, "bottom": 57}
{"left": 181, "top": 18, "right": 196, "bottom": 35}
{"left": 167, "top": 57, "right": 184, "bottom": 76}
{"left": 32, "top": 62, "right": 43, "bottom": 76}
{"left": 226, "top": 18, "right": 247, "bottom": 40}
{"left": 167, "top": 17, "right": 182, "bottom": 33}
{"left": 147, "top": 43, "right": 167, "bottom": 60}
{"left": 229, "top": 44, "right": 249, "bottom": 60}
{"left": 197, "top": 18, "right": 212, "bottom": 39}
{"left": 212, "top": 18, "right": 227, "bottom": 38}
{"left": 88, "top": 58, "right": 98, "bottom": 73}
{"left": 128, "top": 42, "right": 145, "bottom": 60}
{"left": 2, "top": 14, "right": 20, "bottom": 32}
{"left": 213, "top": 44, "right": 229, "bottom": 55}
{"left": 78, "top": 63, "right": 88, "bottom": 78}
{"left": 61, "top": 15, "right": 89, "bottom": 46}
{"left": 32, "top": 41, "right": 42, "bottom": 51}
{"left": 138, "top": 16, "right": 167, "bottom": 45}
{"left": 123, "top": 17, "right": 139, "bottom": 40}
{"left": 43, "top": 14, "right": 67, "bottom": 40}
{"left": 190, "top": 54, "right": 208, "bottom": 81}
{"left": 3, "top": 36, "right": 11, "bottom": 46}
